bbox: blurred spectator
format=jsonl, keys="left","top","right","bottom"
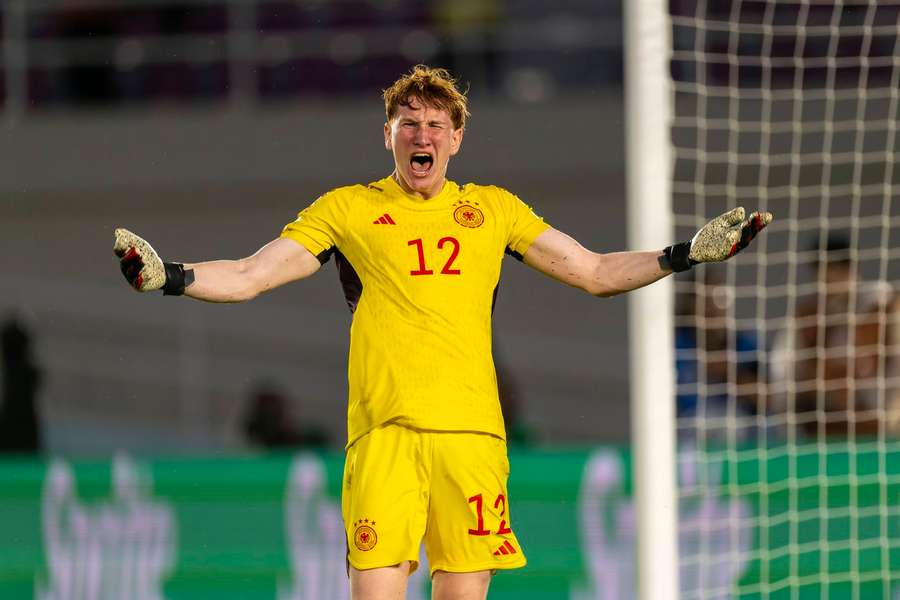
{"left": 675, "top": 267, "right": 761, "bottom": 442}
{"left": 0, "top": 317, "right": 43, "bottom": 454}
{"left": 243, "top": 381, "right": 329, "bottom": 449}
{"left": 770, "top": 234, "right": 897, "bottom": 439}
{"left": 883, "top": 294, "right": 900, "bottom": 433}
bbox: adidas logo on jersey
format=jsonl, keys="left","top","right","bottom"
{"left": 373, "top": 214, "right": 396, "bottom": 225}
{"left": 493, "top": 541, "right": 517, "bottom": 556}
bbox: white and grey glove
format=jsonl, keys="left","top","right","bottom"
{"left": 113, "top": 228, "right": 192, "bottom": 295}
{"left": 664, "top": 207, "right": 773, "bottom": 272}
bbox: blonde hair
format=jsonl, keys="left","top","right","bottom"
{"left": 383, "top": 65, "right": 470, "bottom": 129}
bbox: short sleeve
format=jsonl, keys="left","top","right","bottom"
{"left": 498, "top": 187, "right": 550, "bottom": 259}
{"left": 280, "top": 189, "right": 347, "bottom": 259}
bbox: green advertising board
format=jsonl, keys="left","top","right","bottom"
{"left": 0, "top": 444, "right": 897, "bottom": 599}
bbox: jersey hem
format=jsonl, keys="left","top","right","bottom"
{"left": 346, "top": 420, "right": 507, "bottom": 449}
{"left": 279, "top": 230, "right": 328, "bottom": 257}
{"left": 513, "top": 220, "right": 551, "bottom": 256}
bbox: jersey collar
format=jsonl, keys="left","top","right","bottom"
{"left": 380, "top": 174, "right": 458, "bottom": 209}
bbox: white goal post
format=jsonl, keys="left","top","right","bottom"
{"left": 625, "top": 1, "right": 679, "bottom": 600}
{"left": 628, "top": 1, "right": 900, "bottom": 599}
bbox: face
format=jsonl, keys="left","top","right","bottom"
{"left": 384, "top": 98, "right": 464, "bottom": 200}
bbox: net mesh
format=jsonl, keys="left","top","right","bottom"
{"left": 668, "top": 1, "right": 900, "bottom": 598}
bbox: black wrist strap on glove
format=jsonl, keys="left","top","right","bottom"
{"left": 663, "top": 241, "right": 695, "bottom": 273}
{"left": 162, "top": 262, "right": 195, "bottom": 296}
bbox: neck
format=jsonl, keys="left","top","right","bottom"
{"left": 392, "top": 171, "right": 444, "bottom": 200}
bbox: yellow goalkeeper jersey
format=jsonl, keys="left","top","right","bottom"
{"left": 281, "top": 175, "right": 549, "bottom": 447}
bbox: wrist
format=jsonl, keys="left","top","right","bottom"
{"left": 663, "top": 241, "right": 695, "bottom": 273}
{"left": 162, "top": 262, "right": 195, "bottom": 296}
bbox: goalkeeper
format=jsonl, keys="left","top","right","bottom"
{"left": 113, "top": 65, "right": 771, "bottom": 600}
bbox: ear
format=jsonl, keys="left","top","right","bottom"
{"left": 449, "top": 127, "right": 464, "bottom": 156}
{"left": 384, "top": 122, "right": 392, "bottom": 151}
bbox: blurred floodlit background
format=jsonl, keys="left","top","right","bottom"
{"left": 5, "top": 3, "right": 900, "bottom": 600}
{"left": 1, "top": 0, "right": 629, "bottom": 455}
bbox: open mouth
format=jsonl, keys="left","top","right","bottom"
{"left": 410, "top": 153, "right": 434, "bottom": 175}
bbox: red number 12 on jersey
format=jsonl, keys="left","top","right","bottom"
{"left": 408, "top": 237, "right": 461, "bottom": 276}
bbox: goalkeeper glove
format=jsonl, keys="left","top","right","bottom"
{"left": 113, "top": 228, "right": 193, "bottom": 295}
{"left": 664, "top": 207, "right": 773, "bottom": 273}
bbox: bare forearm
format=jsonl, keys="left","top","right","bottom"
{"left": 182, "top": 258, "right": 262, "bottom": 303}
{"left": 114, "top": 233, "right": 320, "bottom": 301}
{"left": 522, "top": 229, "right": 673, "bottom": 297}
{"left": 180, "top": 238, "right": 321, "bottom": 302}
{"left": 588, "top": 250, "right": 672, "bottom": 297}
{"left": 522, "top": 210, "right": 771, "bottom": 298}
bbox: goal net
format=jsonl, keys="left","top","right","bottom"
{"left": 666, "top": 1, "right": 900, "bottom": 598}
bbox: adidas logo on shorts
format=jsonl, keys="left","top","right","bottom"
{"left": 493, "top": 541, "right": 517, "bottom": 556}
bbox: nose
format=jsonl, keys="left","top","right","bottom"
{"left": 413, "top": 127, "right": 429, "bottom": 146}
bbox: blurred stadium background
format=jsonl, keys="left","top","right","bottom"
{"left": 2, "top": 0, "right": 628, "bottom": 453}
{"left": 2, "top": 1, "right": 899, "bottom": 599}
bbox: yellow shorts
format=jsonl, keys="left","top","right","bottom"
{"left": 342, "top": 423, "right": 527, "bottom": 576}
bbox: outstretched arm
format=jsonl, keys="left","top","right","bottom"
{"left": 182, "top": 238, "right": 322, "bottom": 302}
{"left": 523, "top": 228, "right": 669, "bottom": 297}
{"left": 523, "top": 207, "right": 772, "bottom": 297}
{"left": 114, "top": 229, "right": 321, "bottom": 302}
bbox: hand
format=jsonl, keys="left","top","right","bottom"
{"left": 665, "top": 207, "right": 773, "bottom": 272}
{"left": 689, "top": 207, "right": 773, "bottom": 263}
{"left": 113, "top": 228, "right": 167, "bottom": 292}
